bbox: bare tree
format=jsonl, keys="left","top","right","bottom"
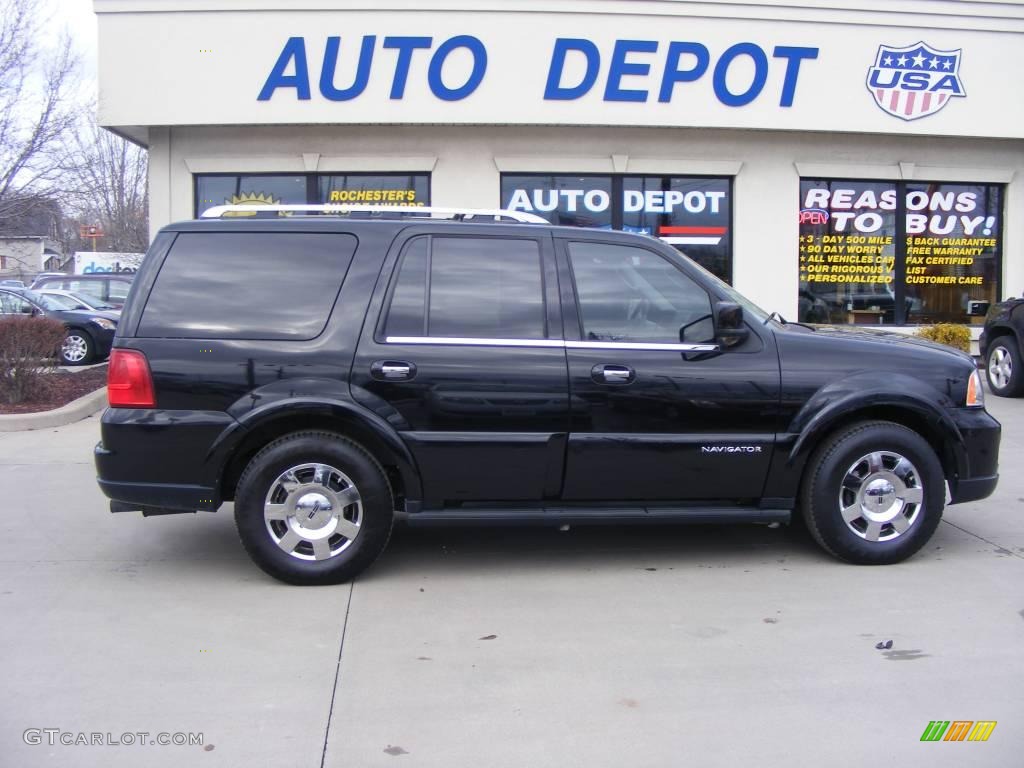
{"left": 62, "top": 124, "right": 148, "bottom": 253}
{"left": 0, "top": 0, "right": 80, "bottom": 231}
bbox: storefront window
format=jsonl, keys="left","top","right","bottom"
{"left": 502, "top": 174, "right": 733, "bottom": 281}
{"left": 799, "top": 179, "right": 1002, "bottom": 325}
{"left": 194, "top": 173, "right": 431, "bottom": 216}
{"left": 317, "top": 174, "right": 430, "bottom": 206}
{"left": 621, "top": 177, "right": 731, "bottom": 281}
{"left": 195, "top": 175, "right": 307, "bottom": 217}
{"left": 903, "top": 182, "right": 1001, "bottom": 324}
{"left": 501, "top": 175, "right": 613, "bottom": 229}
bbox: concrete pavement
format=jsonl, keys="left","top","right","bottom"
{"left": 1, "top": 395, "right": 1022, "bottom": 767}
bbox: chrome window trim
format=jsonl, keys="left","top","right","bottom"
{"left": 566, "top": 340, "right": 719, "bottom": 352}
{"left": 385, "top": 336, "right": 565, "bottom": 348}
{"left": 384, "top": 336, "right": 719, "bottom": 352}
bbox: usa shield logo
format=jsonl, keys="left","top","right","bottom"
{"left": 866, "top": 42, "right": 966, "bottom": 121}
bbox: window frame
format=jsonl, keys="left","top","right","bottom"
{"left": 377, "top": 233, "right": 552, "bottom": 344}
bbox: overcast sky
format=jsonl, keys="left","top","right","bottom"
{"left": 50, "top": 0, "right": 99, "bottom": 83}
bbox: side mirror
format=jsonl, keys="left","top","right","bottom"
{"left": 715, "top": 301, "right": 749, "bottom": 348}
{"left": 20, "top": 304, "right": 35, "bottom": 315}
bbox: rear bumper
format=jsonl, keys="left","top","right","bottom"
{"left": 948, "top": 407, "right": 1001, "bottom": 504}
{"left": 94, "top": 407, "right": 234, "bottom": 512}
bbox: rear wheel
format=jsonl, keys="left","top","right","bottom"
{"left": 234, "top": 432, "right": 393, "bottom": 585}
{"left": 986, "top": 338, "right": 1023, "bottom": 397}
{"left": 801, "top": 421, "right": 945, "bottom": 564}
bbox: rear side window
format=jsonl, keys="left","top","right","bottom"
{"left": 138, "top": 232, "right": 355, "bottom": 340}
{"left": 383, "top": 236, "right": 545, "bottom": 339}
{"left": 65, "top": 280, "right": 104, "bottom": 301}
{"left": 108, "top": 279, "right": 133, "bottom": 302}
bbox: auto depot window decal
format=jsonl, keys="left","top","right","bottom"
{"left": 799, "top": 179, "right": 1002, "bottom": 325}
{"left": 502, "top": 174, "right": 732, "bottom": 282}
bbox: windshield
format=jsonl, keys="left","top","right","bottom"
{"left": 671, "top": 248, "right": 772, "bottom": 324}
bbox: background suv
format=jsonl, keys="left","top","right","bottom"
{"left": 980, "top": 292, "right": 1023, "bottom": 397}
{"left": 95, "top": 207, "right": 1000, "bottom": 585}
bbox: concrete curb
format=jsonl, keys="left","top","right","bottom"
{"left": 0, "top": 387, "right": 107, "bottom": 432}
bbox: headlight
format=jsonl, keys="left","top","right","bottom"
{"left": 90, "top": 317, "right": 116, "bottom": 331}
{"left": 966, "top": 368, "right": 985, "bottom": 408}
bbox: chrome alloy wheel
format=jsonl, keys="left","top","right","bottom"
{"left": 988, "top": 346, "right": 1012, "bottom": 390}
{"left": 838, "top": 451, "right": 924, "bottom": 542}
{"left": 263, "top": 463, "right": 362, "bottom": 561}
{"left": 62, "top": 334, "right": 88, "bottom": 363}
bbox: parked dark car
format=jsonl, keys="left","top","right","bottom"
{"left": 94, "top": 207, "right": 1000, "bottom": 585}
{"left": 31, "top": 273, "right": 135, "bottom": 309}
{"left": 979, "top": 293, "right": 1024, "bottom": 397}
{"left": 0, "top": 287, "right": 119, "bottom": 365}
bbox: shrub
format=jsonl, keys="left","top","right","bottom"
{"left": 914, "top": 323, "right": 971, "bottom": 353}
{"left": 0, "top": 316, "right": 67, "bottom": 404}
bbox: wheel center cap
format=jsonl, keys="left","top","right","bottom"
{"left": 295, "top": 492, "right": 333, "bottom": 527}
{"left": 863, "top": 478, "right": 897, "bottom": 515}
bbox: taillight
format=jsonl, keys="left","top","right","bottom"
{"left": 108, "top": 349, "right": 155, "bottom": 408}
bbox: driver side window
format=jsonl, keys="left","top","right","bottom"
{"left": 0, "top": 292, "right": 30, "bottom": 315}
{"left": 567, "top": 242, "right": 712, "bottom": 343}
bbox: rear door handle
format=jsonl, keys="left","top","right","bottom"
{"left": 592, "top": 364, "right": 635, "bottom": 385}
{"left": 371, "top": 360, "right": 417, "bottom": 381}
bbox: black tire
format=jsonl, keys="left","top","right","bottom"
{"left": 234, "top": 431, "right": 393, "bottom": 585}
{"left": 800, "top": 421, "right": 944, "bottom": 565}
{"left": 985, "top": 338, "right": 1023, "bottom": 397}
{"left": 60, "top": 329, "right": 94, "bottom": 366}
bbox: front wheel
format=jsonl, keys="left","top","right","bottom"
{"left": 801, "top": 421, "right": 945, "bottom": 564}
{"left": 60, "top": 330, "right": 94, "bottom": 366}
{"left": 986, "top": 339, "right": 1023, "bottom": 397}
{"left": 234, "top": 432, "right": 394, "bottom": 585}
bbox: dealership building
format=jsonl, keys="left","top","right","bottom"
{"left": 96, "top": 0, "right": 1023, "bottom": 329}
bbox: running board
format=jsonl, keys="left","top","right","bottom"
{"left": 400, "top": 506, "right": 791, "bottom": 527}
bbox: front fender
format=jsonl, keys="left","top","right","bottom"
{"left": 787, "top": 372, "right": 964, "bottom": 467}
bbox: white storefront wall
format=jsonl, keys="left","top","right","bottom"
{"left": 96, "top": 0, "right": 1024, "bottom": 323}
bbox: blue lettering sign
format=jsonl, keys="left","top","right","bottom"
{"left": 544, "top": 38, "right": 600, "bottom": 100}
{"left": 258, "top": 35, "right": 819, "bottom": 108}
{"left": 258, "top": 36, "right": 311, "bottom": 100}
{"left": 712, "top": 43, "right": 768, "bottom": 107}
{"left": 427, "top": 35, "right": 488, "bottom": 101}
{"left": 320, "top": 36, "right": 375, "bottom": 101}
{"left": 658, "top": 42, "right": 710, "bottom": 103}
{"left": 604, "top": 40, "right": 658, "bottom": 102}
{"left": 383, "top": 36, "right": 433, "bottom": 99}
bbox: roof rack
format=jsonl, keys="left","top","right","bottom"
{"left": 199, "top": 204, "right": 548, "bottom": 224}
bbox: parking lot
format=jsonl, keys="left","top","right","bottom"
{"left": 0, "top": 393, "right": 1021, "bottom": 767}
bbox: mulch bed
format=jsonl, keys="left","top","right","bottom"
{"left": 0, "top": 366, "right": 108, "bottom": 415}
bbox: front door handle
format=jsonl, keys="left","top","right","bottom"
{"left": 371, "top": 360, "right": 417, "bottom": 381}
{"left": 592, "top": 364, "right": 635, "bottom": 386}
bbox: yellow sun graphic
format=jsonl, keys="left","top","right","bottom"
{"left": 223, "top": 191, "right": 289, "bottom": 217}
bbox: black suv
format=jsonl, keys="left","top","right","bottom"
{"left": 980, "top": 294, "right": 1023, "bottom": 397}
{"left": 95, "top": 209, "right": 1000, "bottom": 585}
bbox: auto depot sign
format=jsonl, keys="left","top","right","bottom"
{"left": 258, "top": 36, "right": 819, "bottom": 109}
{"left": 96, "top": 6, "right": 1024, "bottom": 138}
